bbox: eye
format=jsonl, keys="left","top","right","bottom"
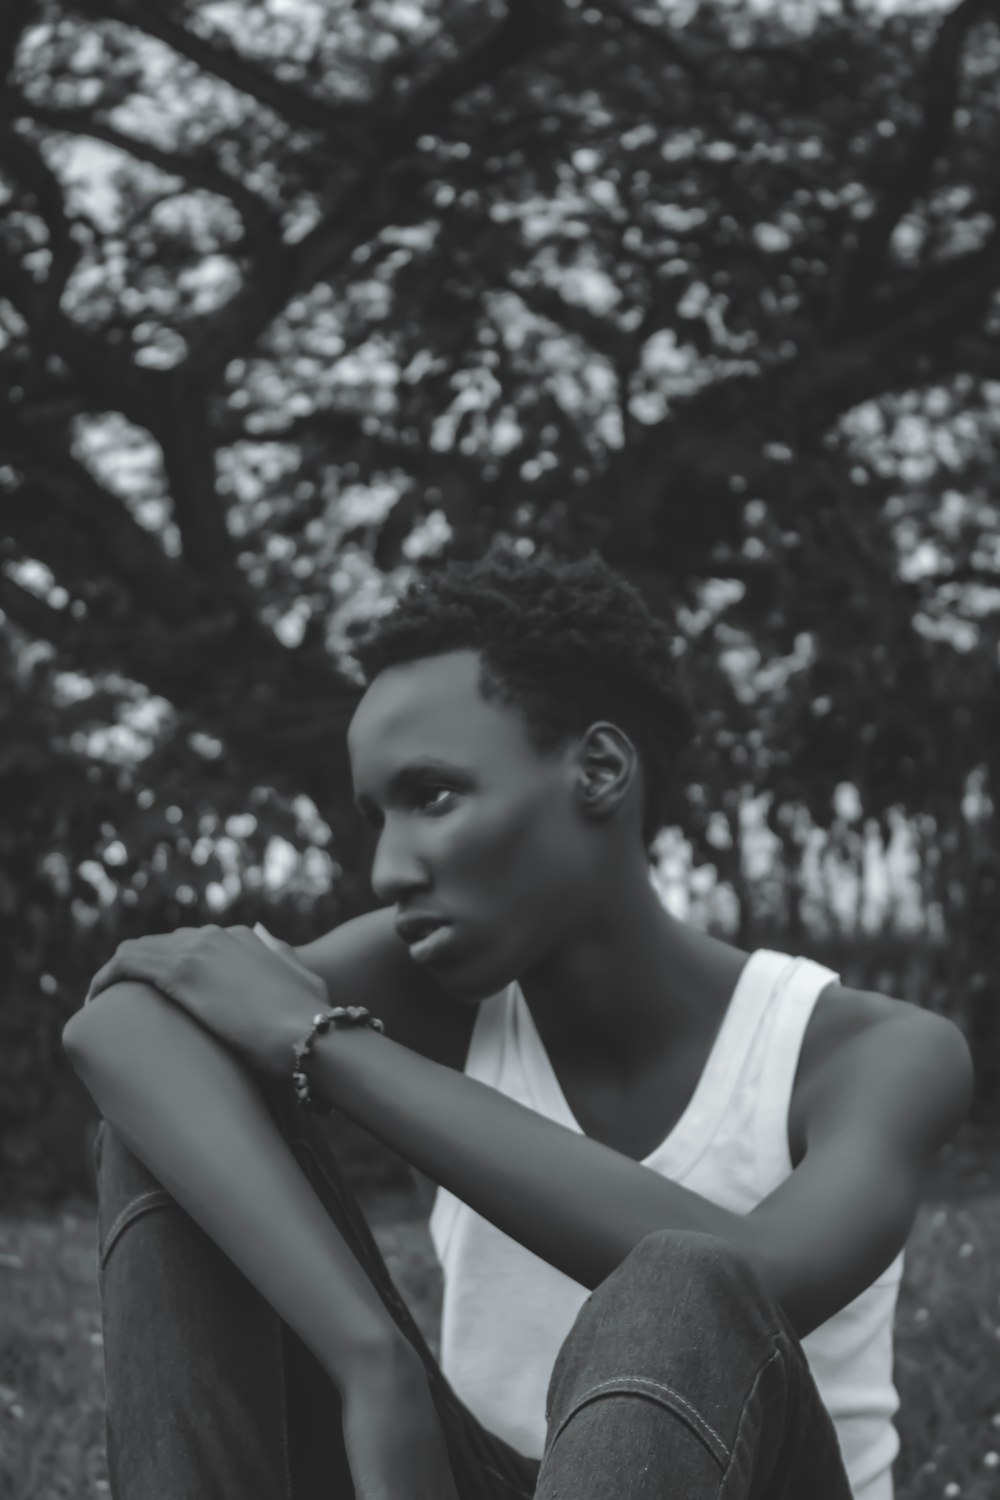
{"left": 415, "top": 785, "right": 455, "bottom": 813}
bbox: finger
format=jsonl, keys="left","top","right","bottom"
{"left": 85, "top": 938, "right": 137, "bottom": 1002}
{"left": 220, "top": 925, "right": 268, "bottom": 957}
{"left": 84, "top": 938, "right": 169, "bottom": 1003}
{"left": 224, "top": 925, "right": 256, "bottom": 942}
{"left": 235, "top": 923, "right": 288, "bottom": 955}
{"left": 85, "top": 954, "right": 129, "bottom": 1003}
{"left": 236, "top": 925, "right": 314, "bottom": 991}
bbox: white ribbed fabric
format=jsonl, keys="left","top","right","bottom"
{"left": 429, "top": 949, "right": 904, "bottom": 1500}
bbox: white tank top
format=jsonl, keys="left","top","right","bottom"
{"left": 429, "top": 948, "right": 904, "bottom": 1500}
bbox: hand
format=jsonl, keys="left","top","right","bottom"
{"left": 340, "top": 1350, "right": 462, "bottom": 1500}
{"left": 82, "top": 924, "right": 328, "bottom": 1078}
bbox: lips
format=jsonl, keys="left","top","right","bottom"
{"left": 396, "top": 913, "right": 451, "bottom": 946}
{"left": 406, "top": 924, "right": 457, "bottom": 965}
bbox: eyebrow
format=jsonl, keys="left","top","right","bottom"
{"left": 352, "top": 757, "right": 470, "bottom": 816}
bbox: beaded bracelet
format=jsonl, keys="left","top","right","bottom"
{"left": 291, "top": 1005, "right": 385, "bottom": 1115}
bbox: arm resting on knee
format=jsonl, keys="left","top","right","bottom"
{"left": 63, "top": 983, "right": 416, "bottom": 1393}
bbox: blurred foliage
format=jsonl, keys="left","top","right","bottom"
{"left": 1, "top": 0, "right": 999, "bottom": 1196}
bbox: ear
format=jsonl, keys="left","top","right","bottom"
{"left": 574, "top": 722, "right": 639, "bottom": 823}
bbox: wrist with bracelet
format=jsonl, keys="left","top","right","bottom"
{"left": 249, "top": 922, "right": 386, "bottom": 1117}
{"left": 290, "top": 1004, "right": 385, "bottom": 1115}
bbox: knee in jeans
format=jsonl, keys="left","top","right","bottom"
{"left": 625, "top": 1228, "right": 764, "bottom": 1300}
{"left": 94, "top": 1124, "right": 181, "bottom": 1264}
{"left": 95, "top": 1120, "right": 163, "bottom": 1192}
{"left": 623, "top": 1228, "right": 795, "bottom": 1353}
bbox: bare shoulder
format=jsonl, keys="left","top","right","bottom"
{"left": 804, "top": 979, "right": 962, "bottom": 1063}
{"left": 293, "top": 907, "right": 476, "bottom": 1070}
{"left": 791, "top": 980, "right": 972, "bottom": 1164}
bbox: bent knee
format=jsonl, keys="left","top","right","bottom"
{"left": 624, "top": 1227, "right": 766, "bottom": 1298}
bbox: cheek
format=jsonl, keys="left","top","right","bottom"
{"left": 454, "top": 793, "right": 571, "bottom": 903}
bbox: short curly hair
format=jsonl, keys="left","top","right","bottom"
{"left": 350, "top": 544, "right": 695, "bottom": 856}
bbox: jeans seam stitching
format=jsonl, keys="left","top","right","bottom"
{"left": 549, "top": 1374, "right": 730, "bottom": 1468}
{"left": 716, "top": 1345, "right": 784, "bottom": 1498}
{"left": 99, "top": 1190, "right": 175, "bottom": 1267}
{"left": 575, "top": 1375, "right": 730, "bottom": 1458}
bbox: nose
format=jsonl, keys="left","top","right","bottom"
{"left": 370, "top": 820, "right": 432, "bottom": 906}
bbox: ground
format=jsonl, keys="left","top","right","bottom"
{"left": 2, "top": 1126, "right": 998, "bottom": 1500}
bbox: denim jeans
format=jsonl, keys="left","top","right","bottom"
{"left": 93, "top": 1078, "right": 855, "bottom": 1499}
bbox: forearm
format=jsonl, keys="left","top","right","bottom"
{"left": 63, "top": 984, "right": 414, "bottom": 1393}
{"left": 305, "top": 1025, "right": 769, "bottom": 1294}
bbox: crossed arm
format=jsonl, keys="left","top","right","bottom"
{"left": 67, "top": 968, "right": 972, "bottom": 1345}
{"left": 294, "top": 995, "right": 972, "bottom": 1339}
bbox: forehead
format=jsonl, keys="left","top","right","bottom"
{"left": 347, "top": 649, "right": 532, "bottom": 778}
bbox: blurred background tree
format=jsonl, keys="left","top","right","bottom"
{"left": 2, "top": 0, "right": 998, "bottom": 1202}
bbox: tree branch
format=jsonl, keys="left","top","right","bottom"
{"left": 151, "top": 393, "right": 256, "bottom": 602}
{"left": 0, "top": 0, "right": 33, "bottom": 87}
{"left": 830, "top": 0, "right": 998, "bottom": 326}
{"left": 0, "top": 115, "right": 278, "bottom": 610}
{"left": 575, "top": 224, "right": 1000, "bottom": 569}
{"left": 3, "top": 428, "right": 222, "bottom": 629}
{"left": 920, "top": 565, "right": 1000, "bottom": 590}
{"left": 597, "top": 0, "right": 836, "bottom": 94}
{"left": 74, "top": 0, "right": 367, "bottom": 141}
{"left": 390, "top": 0, "right": 563, "bottom": 138}
{"left": 0, "top": 235, "right": 168, "bottom": 428}
{"left": 9, "top": 98, "right": 281, "bottom": 246}
{"left": 941, "top": 333, "right": 1000, "bottom": 382}
{"left": 179, "top": 0, "right": 565, "bottom": 384}
{"left": 598, "top": 0, "right": 713, "bottom": 81}
{"left": 508, "top": 277, "right": 637, "bottom": 365}
{"left": 0, "top": 568, "right": 82, "bottom": 653}
{"left": 0, "top": 124, "right": 82, "bottom": 350}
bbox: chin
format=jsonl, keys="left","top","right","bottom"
{"left": 436, "top": 947, "right": 520, "bottom": 1005}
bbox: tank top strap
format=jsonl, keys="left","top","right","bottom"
{"left": 463, "top": 984, "right": 514, "bottom": 1087}
{"left": 752, "top": 955, "right": 841, "bottom": 1195}
{"left": 429, "top": 984, "right": 513, "bottom": 1265}
{"left": 631, "top": 948, "right": 785, "bottom": 1175}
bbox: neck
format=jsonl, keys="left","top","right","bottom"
{"left": 518, "top": 862, "right": 746, "bottom": 1078}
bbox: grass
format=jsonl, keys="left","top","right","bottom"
{"left": 2, "top": 1129, "right": 999, "bottom": 1500}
